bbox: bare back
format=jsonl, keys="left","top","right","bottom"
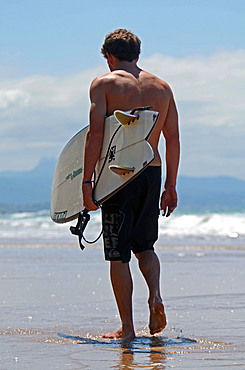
{"left": 102, "top": 68, "right": 173, "bottom": 166}
{"left": 85, "top": 39, "right": 179, "bottom": 213}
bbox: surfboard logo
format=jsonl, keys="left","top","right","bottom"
{"left": 66, "top": 167, "right": 83, "bottom": 181}
{"left": 54, "top": 210, "right": 67, "bottom": 221}
{"left": 108, "top": 145, "right": 116, "bottom": 163}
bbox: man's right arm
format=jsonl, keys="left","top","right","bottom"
{"left": 161, "top": 92, "right": 180, "bottom": 217}
{"left": 82, "top": 77, "right": 107, "bottom": 211}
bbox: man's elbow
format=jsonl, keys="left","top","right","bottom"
{"left": 165, "top": 133, "right": 180, "bottom": 146}
{"left": 87, "top": 129, "right": 104, "bottom": 143}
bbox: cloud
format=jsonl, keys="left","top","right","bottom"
{"left": 0, "top": 50, "right": 245, "bottom": 178}
{"left": 0, "top": 89, "right": 30, "bottom": 110}
{"left": 0, "top": 65, "right": 107, "bottom": 170}
{"left": 141, "top": 50, "right": 245, "bottom": 129}
{"left": 0, "top": 64, "right": 106, "bottom": 115}
{"left": 141, "top": 50, "right": 245, "bottom": 179}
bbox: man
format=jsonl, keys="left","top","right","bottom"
{"left": 82, "top": 29, "right": 180, "bottom": 340}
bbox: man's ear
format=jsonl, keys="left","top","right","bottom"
{"left": 106, "top": 53, "right": 116, "bottom": 71}
{"left": 107, "top": 53, "right": 113, "bottom": 64}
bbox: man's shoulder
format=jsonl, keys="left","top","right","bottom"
{"left": 92, "top": 70, "right": 121, "bottom": 83}
{"left": 90, "top": 72, "right": 118, "bottom": 90}
{"left": 142, "top": 70, "right": 171, "bottom": 90}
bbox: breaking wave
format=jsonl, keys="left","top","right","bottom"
{"left": 0, "top": 210, "right": 244, "bottom": 247}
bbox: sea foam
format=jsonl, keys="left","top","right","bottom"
{"left": 0, "top": 210, "right": 244, "bottom": 247}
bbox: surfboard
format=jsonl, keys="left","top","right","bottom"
{"left": 50, "top": 107, "right": 159, "bottom": 223}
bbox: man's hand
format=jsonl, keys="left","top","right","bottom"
{"left": 160, "top": 186, "right": 177, "bottom": 217}
{"left": 82, "top": 183, "right": 99, "bottom": 211}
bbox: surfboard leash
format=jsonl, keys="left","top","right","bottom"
{"left": 69, "top": 120, "right": 119, "bottom": 251}
{"left": 93, "top": 125, "right": 121, "bottom": 191}
{"left": 71, "top": 107, "right": 153, "bottom": 251}
{"left": 130, "top": 106, "right": 152, "bottom": 114}
{"left": 70, "top": 207, "right": 103, "bottom": 251}
{"left": 70, "top": 209, "right": 90, "bottom": 250}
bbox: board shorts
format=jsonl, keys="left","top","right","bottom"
{"left": 101, "top": 166, "right": 161, "bottom": 263}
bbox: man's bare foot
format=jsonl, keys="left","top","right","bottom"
{"left": 149, "top": 297, "right": 167, "bottom": 335}
{"left": 102, "top": 328, "right": 136, "bottom": 340}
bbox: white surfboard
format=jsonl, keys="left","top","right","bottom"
{"left": 50, "top": 108, "right": 159, "bottom": 223}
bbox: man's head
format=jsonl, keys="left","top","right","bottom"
{"left": 101, "top": 29, "right": 141, "bottom": 62}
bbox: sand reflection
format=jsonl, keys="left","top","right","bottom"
{"left": 57, "top": 333, "right": 198, "bottom": 368}
{"left": 118, "top": 336, "right": 167, "bottom": 369}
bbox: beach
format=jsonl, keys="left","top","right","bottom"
{"left": 1, "top": 241, "right": 244, "bottom": 369}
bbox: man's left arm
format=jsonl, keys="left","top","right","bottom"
{"left": 161, "top": 92, "right": 180, "bottom": 217}
{"left": 82, "top": 78, "right": 107, "bottom": 211}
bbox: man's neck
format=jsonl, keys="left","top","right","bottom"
{"left": 108, "top": 55, "right": 140, "bottom": 75}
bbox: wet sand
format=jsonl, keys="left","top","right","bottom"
{"left": 0, "top": 244, "right": 244, "bottom": 369}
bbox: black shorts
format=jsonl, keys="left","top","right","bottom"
{"left": 101, "top": 166, "right": 161, "bottom": 263}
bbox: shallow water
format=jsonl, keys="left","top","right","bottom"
{"left": 0, "top": 245, "right": 244, "bottom": 368}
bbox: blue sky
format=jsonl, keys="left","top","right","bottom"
{"left": 0, "top": 0, "right": 245, "bottom": 179}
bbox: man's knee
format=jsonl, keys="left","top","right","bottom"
{"left": 110, "top": 260, "right": 130, "bottom": 272}
{"left": 135, "top": 250, "right": 155, "bottom": 261}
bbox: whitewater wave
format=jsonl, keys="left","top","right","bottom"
{"left": 158, "top": 213, "right": 245, "bottom": 238}
{"left": 0, "top": 210, "right": 244, "bottom": 247}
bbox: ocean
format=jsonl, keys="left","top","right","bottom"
{"left": 0, "top": 208, "right": 244, "bottom": 248}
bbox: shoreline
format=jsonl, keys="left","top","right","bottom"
{"left": 1, "top": 242, "right": 245, "bottom": 250}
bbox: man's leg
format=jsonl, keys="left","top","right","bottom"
{"left": 135, "top": 250, "right": 167, "bottom": 334}
{"left": 102, "top": 260, "right": 136, "bottom": 339}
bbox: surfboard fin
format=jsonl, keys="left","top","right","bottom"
{"left": 114, "top": 110, "right": 139, "bottom": 126}
{"left": 109, "top": 165, "right": 135, "bottom": 176}
{"left": 114, "top": 106, "right": 153, "bottom": 126}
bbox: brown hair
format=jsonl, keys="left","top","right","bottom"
{"left": 101, "top": 29, "right": 141, "bottom": 62}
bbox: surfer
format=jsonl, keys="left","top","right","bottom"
{"left": 82, "top": 29, "right": 180, "bottom": 339}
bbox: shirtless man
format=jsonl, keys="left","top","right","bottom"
{"left": 82, "top": 29, "right": 180, "bottom": 340}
